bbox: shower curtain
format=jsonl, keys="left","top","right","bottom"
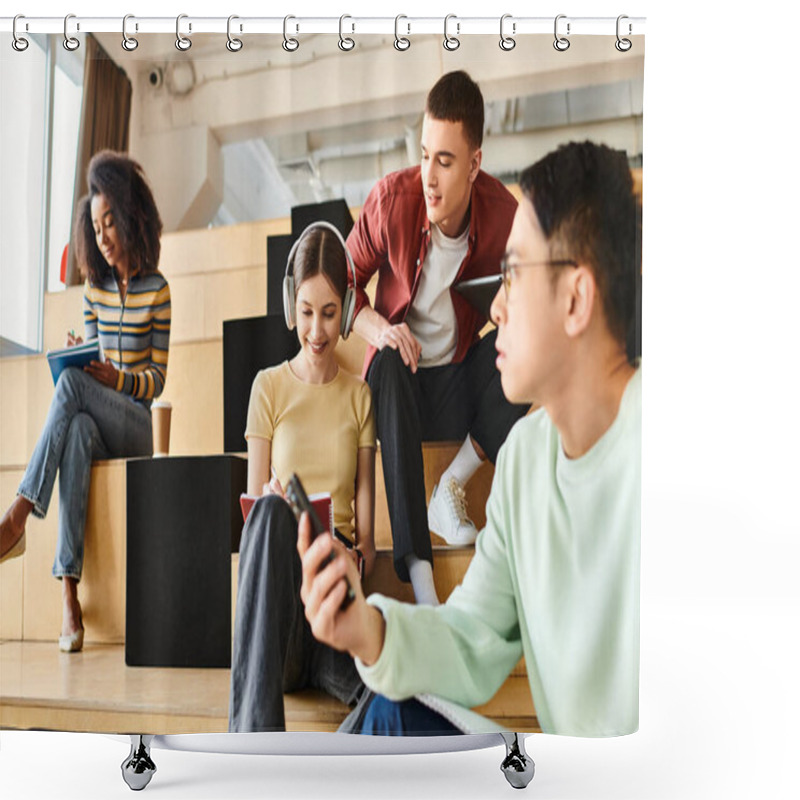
{"left": 0, "top": 18, "right": 644, "bottom": 744}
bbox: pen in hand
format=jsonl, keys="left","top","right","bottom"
{"left": 265, "top": 466, "right": 284, "bottom": 498}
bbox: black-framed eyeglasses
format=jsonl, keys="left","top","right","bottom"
{"left": 499, "top": 256, "right": 578, "bottom": 298}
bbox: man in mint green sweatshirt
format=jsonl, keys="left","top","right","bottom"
{"left": 298, "top": 141, "right": 643, "bottom": 738}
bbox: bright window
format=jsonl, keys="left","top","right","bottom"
{"left": 0, "top": 35, "right": 84, "bottom": 355}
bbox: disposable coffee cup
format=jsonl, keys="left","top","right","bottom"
{"left": 151, "top": 401, "right": 172, "bottom": 457}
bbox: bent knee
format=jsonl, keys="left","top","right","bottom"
{"left": 252, "top": 493, "right": 286, "bottom": 516}
{"left": 368, "top": 347, "right": 409, "bottom": 386}
{"left": 56, "top": 366, "right": 86, "bottom": 395}
{"left": 66, "top": 412, "right": 99, "bottom": 440}
{"left": 251, "top": 494, "right": 295, "bottom": 536}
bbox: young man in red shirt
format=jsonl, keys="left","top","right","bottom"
{"left": 346, "top": 71, "right": 527, "bottom": 604}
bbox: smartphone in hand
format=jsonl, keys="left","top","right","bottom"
{"left": 286, "top": 473, "right": 356, "bottom": 608}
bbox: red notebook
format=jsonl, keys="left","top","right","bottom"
{"left": 240, "top": 491, "right": 333, "bottom": 532}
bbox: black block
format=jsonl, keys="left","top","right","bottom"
{"left": 267, "top": 234, "right": 293, "bottom": 317}
{"left": 223, "top": 314, "right": 300, "bottom": 454}
{"left": 291, "top": 198, "right": 354, "bottom": 240}
{"left": 266, "top": 199, "right": 354, "bottom": 318}
{"left": 125, "top": 455, "right": 247, "bottom": 668}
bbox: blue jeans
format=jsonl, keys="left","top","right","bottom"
{"left": 229, "top": 494, "right": 363, "bottom": 732}
{"left": 17, "top": 367, "right": 152, "bottom": 580}
{"left": 359, "top": 693, "right": 461, "bottom": 736}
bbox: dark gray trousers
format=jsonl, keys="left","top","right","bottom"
{"left": 228, "top": 494, "right": 362, "bottom": 732}
{"left": 367, "top": 329, "right": 528, "bottom": 581}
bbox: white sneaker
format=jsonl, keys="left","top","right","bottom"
{"left": 427, "top": 476, "right": 479, "bottom": 546}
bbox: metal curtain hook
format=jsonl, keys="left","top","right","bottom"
{"left": 283, "top": 15, "right": 299, "bottom": 52}
{"left": 63, "top": 13, "right": 80, "bottom": 51}
{"left": 338, "top": 14, "right": 355, "bottom": 51}
{"left": 615, "top": 14, "right": 632, "bottom": 52}
{"left": 394, "top": 15, "right": 410, "bottom": 51}
{"left": 443, "top": 14, "right": 460, "bottom": 51}
{"left": 122, "top": 14, "right": 139, "bottom": 51}
{"left": 12, "top": 15, "right": 29, "bottom": 52}
{"left": 553, "top": 14, "right": 570, "bottom": 51}
{"left": 499, "top": 14, "right": 516, "bottom": 51}
{"left": 176, "top": 14, "right": 192, "bottom": 51}
{"left": 227, "top": 15, "right": 243, "bottom": 51}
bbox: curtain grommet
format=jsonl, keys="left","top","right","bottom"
{"left": 122, "top": 14, "right": 139, "bottom": 52}
{"left": 63, "top": 13, "right": 80, "bottom": 51}
{"left": 499, "top": 14, "right": 516, "bottom": 51}
{"left": 283, "top": 15, "right": 299, "bottom": 52}
{"left": 554, "top": 14, "right": 570, "bottom": 51}
{"left": 338, "top": 14, "right": 355, "bottom": 51}
{"left": 226, "top": 15, "right": 243, "bottom": 52}
{"left": 12, "top": 15, "right": 29, "bottom": 52}
{"left": 175, "top": 14, "right": 192, "bottom": 51}
{"left": 394, "top": 15, "right": 411, "bottom": 51}
{"left": 615, "top": 15, "right": 633, "bottom": 52}
{"left": 443, "top": 13, "right": 460, "bottom": 51}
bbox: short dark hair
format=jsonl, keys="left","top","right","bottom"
{"left": 520, "top": 141, "right": 642, "bottom": 363}
{"left": 73, "top": 150, "right": 163, "bottom": 285}
{"left": 425, "top": 70, "right": 484, "bottom": 151}
{"left": 292, "top": 227, "right": 348, "bottom": 301}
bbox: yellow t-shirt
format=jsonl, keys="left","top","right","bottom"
{"left": 245, "top": 361, "right": 375, "bottom": 539}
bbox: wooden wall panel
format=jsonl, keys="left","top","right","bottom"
{"left": 0, "top": 358, "right": 29, "bottom": 468}
{"left": 166, "top": 273, "right": 206, "bottom": 343}
{"left": 158, "top": 340, "right": 224, "bottom": 456}
{"left": 21, "top": 481, "right": 61, "bottom": 642}
{"left": 204, "top": 267, "right": 267, "bottom": 340}
{"left": 42, "top": 285, "right": 83, "bottom": 352}
{"left": 160, "top": 217, "right": 290, "bottom": 278}
{"left": 0, "top": 470, "right": 25, "bottom": 640}
{"left": 0, "top": 356, "right": 52, "bottom": 469}
{"left": 15, "top": 462, "right": 128, "bottom": 644}
{"left": 81, "top": 461, "right": 127, "bottom": 644}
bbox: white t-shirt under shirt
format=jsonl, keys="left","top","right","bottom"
{"left": 405, "top": 223, "right": 469, "bottom": 367}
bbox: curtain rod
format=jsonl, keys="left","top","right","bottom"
{"left": 1, "top": 16, "right": 646, "bottom": 37}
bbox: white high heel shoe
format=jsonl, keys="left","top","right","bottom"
{"left": 59, "top": 615, "right": 84, "bottom": 653}
{"left": 0, "top": 531, "right": 26, "bottom": 564}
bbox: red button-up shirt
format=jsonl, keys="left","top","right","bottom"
{"left": 347, "top": 165, "right": 517, "bottom": 377}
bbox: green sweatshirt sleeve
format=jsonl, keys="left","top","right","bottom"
{"left": 357, "top": 452, "right": 523, "bottom": 708}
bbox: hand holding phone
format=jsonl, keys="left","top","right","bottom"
{"left": 297, "top": 511, "right": 385, "bottom": 666}
{"left": 286, "top": 473, "right": 356, "bottom": 608}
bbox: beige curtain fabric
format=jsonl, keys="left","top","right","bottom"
{"left": 65, "top": 35, "right": 132, "bottom": 286}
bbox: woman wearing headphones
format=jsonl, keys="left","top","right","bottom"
{"left": 228, "top": 222, "right": 376, "bottom": 732}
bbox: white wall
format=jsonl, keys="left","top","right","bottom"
{"left": 0, "top": 39, "right": 47, "bottom": 352}
{"left": 121, "top": 32, "right": 644, "bottom": 231}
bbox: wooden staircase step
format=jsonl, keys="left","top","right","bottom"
{"left": 231, "top": 545, "right": 475, "bottom": 619}
{"left": 362, "top": 546, "right": 475, "bottom": 603}
{"left": 0, "top": 641, "right": 538, "bottom": 734}
{"left": 3, "top": 439, "right": 495, "bottom": 648}
{"left": 374, "top": 441, "right": 494, "bottom": 550}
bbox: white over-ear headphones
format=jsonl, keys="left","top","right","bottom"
{"left": 282, "top": 221, "right": 357, "bottom": 340}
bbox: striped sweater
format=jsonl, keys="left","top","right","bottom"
{"left": 83, "top": 271, "right": 171, "bottom": 405}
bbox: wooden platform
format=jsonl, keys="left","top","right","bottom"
{"left": 0, "top": 641, "right": 539, "bottom": 734}
{"left": 2, "top": 446, "right": 493, "bottom": 645}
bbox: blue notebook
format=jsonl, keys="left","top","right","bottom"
{"left": 46, "top": 339, "right": 102, "bottom": 385}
